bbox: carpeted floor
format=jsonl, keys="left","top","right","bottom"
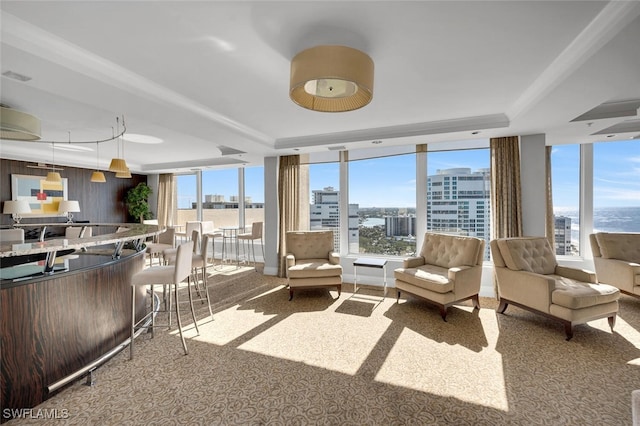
{"left": 8, "top": 266, "right": 640, "bottom": 425}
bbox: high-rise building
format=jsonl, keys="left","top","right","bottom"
{"left": 554, "top": 215, "right": 572, "bottom": 255}
{"left": 427, "top": 168, "right": 491, "bottom": 259}
{"left": 310, "top": 186, "right": 359, "bottom": 251}
{"left": 385, "top": 215, "right": 416, "bottom": 237}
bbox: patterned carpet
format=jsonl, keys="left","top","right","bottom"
{"left": 8, "top": 266, "right": 640, "bottom": 425}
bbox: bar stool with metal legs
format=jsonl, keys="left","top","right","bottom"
{"left": 166, "top": 231, "right": 214, "bottom": 322}
{"left": 237, "top": 222, "right": 264, "bottom": 271}
{"left": 130, "top": 240, "right": 197, "bottom": 360}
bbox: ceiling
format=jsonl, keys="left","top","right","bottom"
{"left": 1, "top": 1, "right": 639, "bottom": 174}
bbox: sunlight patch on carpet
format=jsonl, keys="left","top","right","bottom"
{"left": 374, "top": 308, "right": 509, "bottom": 411}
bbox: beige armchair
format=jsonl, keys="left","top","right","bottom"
{"left": 285, "top": 230, "right": 342, "bottom": 301}
{"left": 394, "top": 232, "right": 485, "bottom": 321}
{"left": 590, "top": 232, "right": 640, "bottom": 299}
{"left": 491, "top": 236, "right": 620, "bottom": 340}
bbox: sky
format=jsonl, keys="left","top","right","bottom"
{"left": 176, "top": 139, "right": 639, "bottom": 209}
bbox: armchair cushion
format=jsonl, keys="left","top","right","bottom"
{"left": 551, "top": 277, "right": 620, "bottom": 309}
{"left": 287, "top": 259, "right": 343, "bottom": 279}
{"left": 496, "top": 237, "right": 556, "bottom": 274}
{"left": 594, "top": 232, "right": 640, "bottom": 261}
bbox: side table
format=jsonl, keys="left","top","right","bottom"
{"left": 353, "top": 257, "right": 388, "bottom": 298}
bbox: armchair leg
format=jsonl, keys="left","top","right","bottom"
{"left": 396, "top": 291, "right": 401, "bottom": 303}
{"left": 564, "top": 322, "right": 574, "bottom": 341}
{"left": 497, "top": 299, "right": 508, "bottom": 314}
{"left": 471, "top": 294, "right": 480, "bottom": 310}
{"left": 336, "top": 284, "right": 341, "bottom": 298}
{"left": 608, "top": 314, "right": 616, "bottom": 331}
{"left": 439, "top": 306, "right": 448, "bottom": 322}
{"left": 289, "top": 289, "right": 293, "bottom": 301}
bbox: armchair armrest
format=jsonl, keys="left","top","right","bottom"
{"left": 403, "top": 256, "right": 425, "bottom": 268}
{"left": 328, "top": 252, "right": 340, "bottom": 265}
{"left": 495, "top": 267, "right": 555, "bottom": 314}
{"left": 448, "top": 265, "right": 483, "bottom": 298}
{"left": 555, "top": 265, "right": 596, "bottom": 283}
{"left": 286, "top": 253, "right": 295, "bottom": 270}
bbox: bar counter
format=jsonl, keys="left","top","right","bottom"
{"left": 0, "top": 223, "right": 161, "bottom": 421}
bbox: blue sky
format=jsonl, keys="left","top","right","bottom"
{"left": 177, "top": 139, "right": 639, "bottom": 209}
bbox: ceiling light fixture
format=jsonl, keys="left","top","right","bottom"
{"left": 290, "top": 45, "right": 374, "bottom": 112}
{"left": 46, "top": 142, "right": 62, "bottom": 182}
{"left": 109, "top": 117, "right": 129, "bottom": 173}
{"left": 90, "top": 141, "right": 106, "bottom": 183}
{"left": 0, "top": 105, "right": 41, "bottom": 141}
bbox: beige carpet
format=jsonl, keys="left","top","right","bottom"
{"left": 9, "top": 266, "right": 640, "bottom": 425}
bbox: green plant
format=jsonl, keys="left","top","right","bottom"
{"left": 125, "top": 182, "right": 153, "bottom": 223}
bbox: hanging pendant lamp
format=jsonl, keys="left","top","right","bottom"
{"left": 109, "top": 117, "right": 129, "bottom": 173}
{"left": 90, "top": 141, "right": 106, "bottom": 182}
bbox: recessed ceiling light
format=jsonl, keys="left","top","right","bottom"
{"left": 607, "top": 134, "right": 616, "bottom": 138}
{"left": 372, "top": 140, "right": 383, "bottom": 144}
{"left": 123, "top": 134, "right": 163, "bottom": 144}
{"left": 471, "top": 131, "right": 480, "bottom": 135}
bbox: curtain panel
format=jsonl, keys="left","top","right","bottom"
{"left": 490, "top": 136, "right": 523, "bottom": 239}
{"left": 157, "top": 173, "right": 176, "bottom": 227}
{"left": 277, "top": 155, "right": 301, "bottom": 277}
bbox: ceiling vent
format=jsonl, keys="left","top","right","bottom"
{"left": 327, "top": 145, "right": 346, "bottom": 151}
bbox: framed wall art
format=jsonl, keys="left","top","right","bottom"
{"left": 11, "top": 174, "right": 68, "bottom": 218}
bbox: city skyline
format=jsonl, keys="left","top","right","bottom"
{"left": 176, "top": 139, "right": 639, "bottom": 209}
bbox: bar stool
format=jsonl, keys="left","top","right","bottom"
{"left": 130, "top": 240, "right": 197, "bottom": 360}
{"left": 166, "top": 231, "right": 214, "bottom": 322}
{"left": 145, "top": 227, "right": 175, "bottom": 267}
{"left": 237, "top": 222, "right": 264, "bottom": 271}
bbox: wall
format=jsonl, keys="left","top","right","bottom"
{"left": 1, "top": 159, "right": 147, "bottom": 227}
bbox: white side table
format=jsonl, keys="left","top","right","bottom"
{"left": 353, "top": 257, "right": 388, "bottom": 298}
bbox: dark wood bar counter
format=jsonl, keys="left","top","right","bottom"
{"left": 0, "top": 224, "right": 160, "bottom": 420}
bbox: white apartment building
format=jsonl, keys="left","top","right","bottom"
{"left": 427, "top": 168, "right": 491, "bottom": 259}
{"left": 310, "top": 187, "right": 359, "bottom": 252}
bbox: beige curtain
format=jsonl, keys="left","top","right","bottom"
{"left": 157, "top": 173, "right": 176, "bottom": 227}
{"left": 490, "top": 136, "right": 523, "bottom": 239}
{"left": 277, "top": 155, "right": 302, "bottom": 277}
{"left": 545, "top": 146, "right": 555, "bottom": 249}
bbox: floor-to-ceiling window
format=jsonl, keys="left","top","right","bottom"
{"left": 349, "top": 151, "right": 416, "bottom": 256}
{"left": 201, "top": 168, "right": 239, "bottom": 228}
{"left": 593, "top": 139, "right": 640, "bottom": 233}
{"left": 244, "top": 166, "right": 265, "bottom": 227}
{"left": 550, "top": 144, "right": 580, "bottom": 256}
{"left": 175, "top": 173, "right": 197, "bottom": 227}
{"left": 427, "top": 148, "right": 491, "bottom": 259}
{"left": 308, "top": 159, "right": 340, "bottom": 250}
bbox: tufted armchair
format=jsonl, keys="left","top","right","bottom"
{"left": 491, "top": 236, "right": 620, "bottom": 340}
{"left": 394, "top": 232, "right": 485, "bottom": 321}
{"left": 590, "top": 232, "right": 640, "bottom": 299}
{"left": 285, "top": 230, "right": 342, "bottom": 301}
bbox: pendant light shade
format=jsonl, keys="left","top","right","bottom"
{"left": 290, "top": 45, "right": 374, "bottom": 112}
{"left": 0, "top": 105, "right": 41, "bottom": 140}
{"left": 109, "top": 158, "right": 128, "bottom": 173}
{"left": 46, "top": 171, "right": 62, "bottom": 182}
{"left": 115, "top": 167, "right": 131, "bottom": 179}
{"left": 91, "top": 171, "right": 107, "bottom": 182}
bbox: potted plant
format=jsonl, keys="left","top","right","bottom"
{"left": 125, "top": 182, "right": 153, "bottom": 223}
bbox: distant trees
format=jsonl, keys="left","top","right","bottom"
{"left": 359, "top": 225, "right": 415, "bottom": 256}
